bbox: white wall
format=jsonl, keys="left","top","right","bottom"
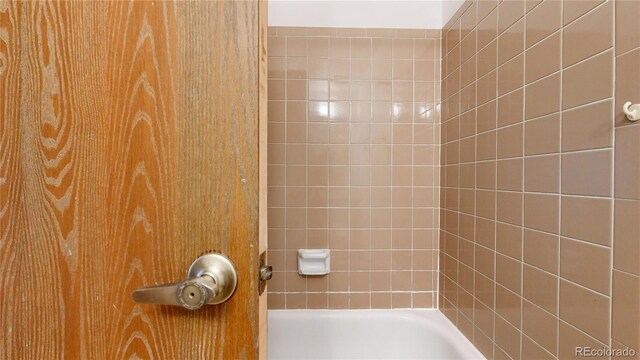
{"left": 441, "top": 0, "right": 466, "bottom": 27}
{"left": 268, "top": 1, "right": 465, "bottom": 30}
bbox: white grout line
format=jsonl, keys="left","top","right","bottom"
{"left": 608, "top": 0, "right": 616, "bottom": 348}
{"left": 283, "top": 36, "right": 290, "bottom": 309}
{"left": 557, "top": 0, "right": 564, "bottom": 352}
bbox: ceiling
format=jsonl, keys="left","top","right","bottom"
{"left": 268, "top": 0, "right": 465, "bottom": 29}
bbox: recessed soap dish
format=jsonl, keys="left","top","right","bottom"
{"left": 298, "top": 249, "right": 330, "bottom": 275}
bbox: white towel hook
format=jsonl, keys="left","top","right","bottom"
{"left": 623, "top": 101, "right": 640, "bottom": 122}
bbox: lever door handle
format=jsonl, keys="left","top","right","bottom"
{"left": 132, "top": 253, "right": 238, "bottom": 310}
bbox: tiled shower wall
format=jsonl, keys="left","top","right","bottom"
{"left": 267, "top": 27, "right": 442, "bottom": 309}
{"left": 439, "top": 0, "right": 639, "bottom": 359}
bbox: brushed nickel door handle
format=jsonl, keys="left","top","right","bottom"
{"left": 132, "top": 253, "right": 238, "bottom": 310}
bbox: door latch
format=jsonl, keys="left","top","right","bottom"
{"left": 258, "top": 251, "right": 272, "bottom": 295}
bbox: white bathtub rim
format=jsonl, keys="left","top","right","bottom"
{"left": 268, "top": 308, "right": 485, "bottom": 360}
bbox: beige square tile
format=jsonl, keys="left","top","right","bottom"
{"left": 415, "top": 39, "right": 437, "bottom": 59}
{"left": 614, "top": 200, "right": 640, "bottom": 275}
{"left": 494, "top": 315, "right": 521, "bottom": 360}
{"left": 307, "top": 275, "right": 328, "bottom": 293}
{"left": 524, "top": 229, "right": 559, "bottom": 274}
{"left": 522, "top": 334, "right": 555, "bottom": 360}
{"left": 496, "top": 284, "right": 522, "bottom": 328}
{"left": 371, "top": 292, "right": 392, "bottom": 308}
{"left": 497, "top": 18, "right": 524, "bottom": 65}
{"left": 497, "top": 191, "right": 523, "bottom": 226}
{"left": 616, "top": 0, "right": 640, "bottom": 54}
{"left": 559, "top": 279, "right": 610, "bottom": 343}
{"left": 524, "top": 193, "right": 559, "bottom": 234}
{"left": 523, "top": 264, "right": 558, "bottom": 314}
{"left": 349, "top": 271, "right": 370, "bottom": 290}
{"left": 329, "top": 37, "right": 350, "bottom": 58}
{"left": 497, "top": 124, "right": 523, "bottom": 159}
{"left": 474, "top": 324, "right": 495, "bottom": 359}
{"left": 268, "top": 144, "right": 285, "bottom": 164}
{"left": 287, "top": 57, "right": 308, "bottom": 79}
{"left": 350, "top": 38, "right": 371, "bottom": 59}
{"left": 524, "top": 113, "right": 560, "bottom": 155}
{"left": 268, "top": 79, "right": 286, "bottom": 100}
{"left": 562, "top": 100, "right": 613, "bottom": 152}
{"left": 561, "top": 149, "right": 612, "bottom": 197}
{"left": 478, "top": 40, "right": 497, "bottom": 78}
{"left": 498, "top": 88, "right": 524, "bottom": 127}
{"left": 267, "top": 293, "right": 286, "bottom": 309}
{"left": 268, "top": 100, "right": 286, "bottom": 122}
{"left": 616, "top": 49, "right": 640, "bottom": 127}
{"left": 495, "top": 222, "right": 522, "bottom": 260}
{"left": 563, "top": 0, "right": 606, "bottom": 25}
{"left": 329, "top": 58, "right": 350, "bottom": 80}
{"left": 612, "top": 270, "right": 640, "bottom": 350}
{"left": 476, "top": 190, "right": 497, "bottom": 220}
{"left": 351, "top": 101, "right": 372, "bottom": 122}
{"left": 287, "top": 37, "right": 308, "bottom": 57}
{"left": 328, "top": 293, "right": 349, "bottom": 309}
{"left": 459, "top": 237, "right": 475, "bottom": 268}
{"left": 308, "top": 101, "right": 329, "bottom": 122}
{"left": 560, "top": 237, "right": 611, "bottom": 294}
{"left": 269, "top": 36, "right": 286, "bottom": 57}
{"left": 477, "top": 130, "right": 497, "bottom": 161}
{"left": 461, "top": 55, "right": 477, "bottom": 89}
{"left": 391, "top": 292, "right": 412, "bottom": 308}
{"left": 372, "top": 38, "right": 392, "bottom": 59}
{"left": 496, "top": 253, "right": 522, "bottom": 294}
{"left": 525, "top": 31, "right": 561, "bottom": 84}
{"left": 477, "top": 0, "right": 499, "bottom": 24}
{"left": 561, "top": 196, "right": 612, "bottom": 246}
{"left": 477, "top": 8, "right": 498, "bottom": 50}
{"left": 393, "top": 38, "right": 413, "bottom": 59}
{"left": 525, "top": 73, "right": 561, "bottom": 119}
{"left": 497, "top": 159, "right": 523, "bottom": 192}
{"left": 308, "top": 37, "right": 329, "bottom": 57}
{"left": 558, "top": 321, "right": 607, "bottom": 360}
{"left": 286, "top": 293, "right": 307, "bottom": 309}
{"left": 526, "top": 0, "right": 562, "bottom": 47}
{"left": 307, "top": 293, "right": 328, "bottom": 309}
{"left": 308, "top": 58, "right": 329, "bottom": 79}
{"left": 329, "top": 101, "right": 350, "bottom": 122}
{"left": 287, "top": 79, "right": 308, "bottom": 101}
{"left": 562, "top": 50, "right": 613, "bottom": 110}
{"left": 523, "top": 300, "right": 558, "bottom": 356}
{"left": 459, "top": 136, "right": 476, "bottom": 163}
{"left": 287, "top": 101, "right": 308, "bottom": 122}
{"left": 446, "top": 45, "right": 461, "bottom": 78}
{"left": 476, "top": 245, "right": 496, "bottom": 280}
{"left": 461, "top": 31, "right": 477, "bottom": 65}
{"left": 498, "top": 54, "right": 524, "bottom": 96}
{"left": 615, "top": 124, "right": 640, "bottom": 200}
{"left": 268, "top": 56, "right": 286, "bottom": 79}
{"left": 476, "top": 217, "right": 496, "bottom": 250}
{"left": 498, "top": 0, "right": 525, "bottom": 34}
{"left": 563, "top": 1, "right": 613, "bottom": 67}
{"left": 524, "top": 154, "right": 560, "bottom": 193}
{"left": 372, "top": 59, "right": 392, "bottom": 80}
{"left": 474, "top": 297, "right": 495, "bottom": 335}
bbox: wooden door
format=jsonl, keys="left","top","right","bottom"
{"left": 0, "top": 1, "right": 268, "bottom": 359}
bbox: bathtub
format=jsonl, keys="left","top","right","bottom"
{"left": 268, "top": 309, "right": 485, "bottom": 359}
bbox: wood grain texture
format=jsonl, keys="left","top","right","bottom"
{"left": 258, "top": 1, "right": 268, "bottom": 358}
{"left": 0, "top": 1, "right": 261, "bottom": 359}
